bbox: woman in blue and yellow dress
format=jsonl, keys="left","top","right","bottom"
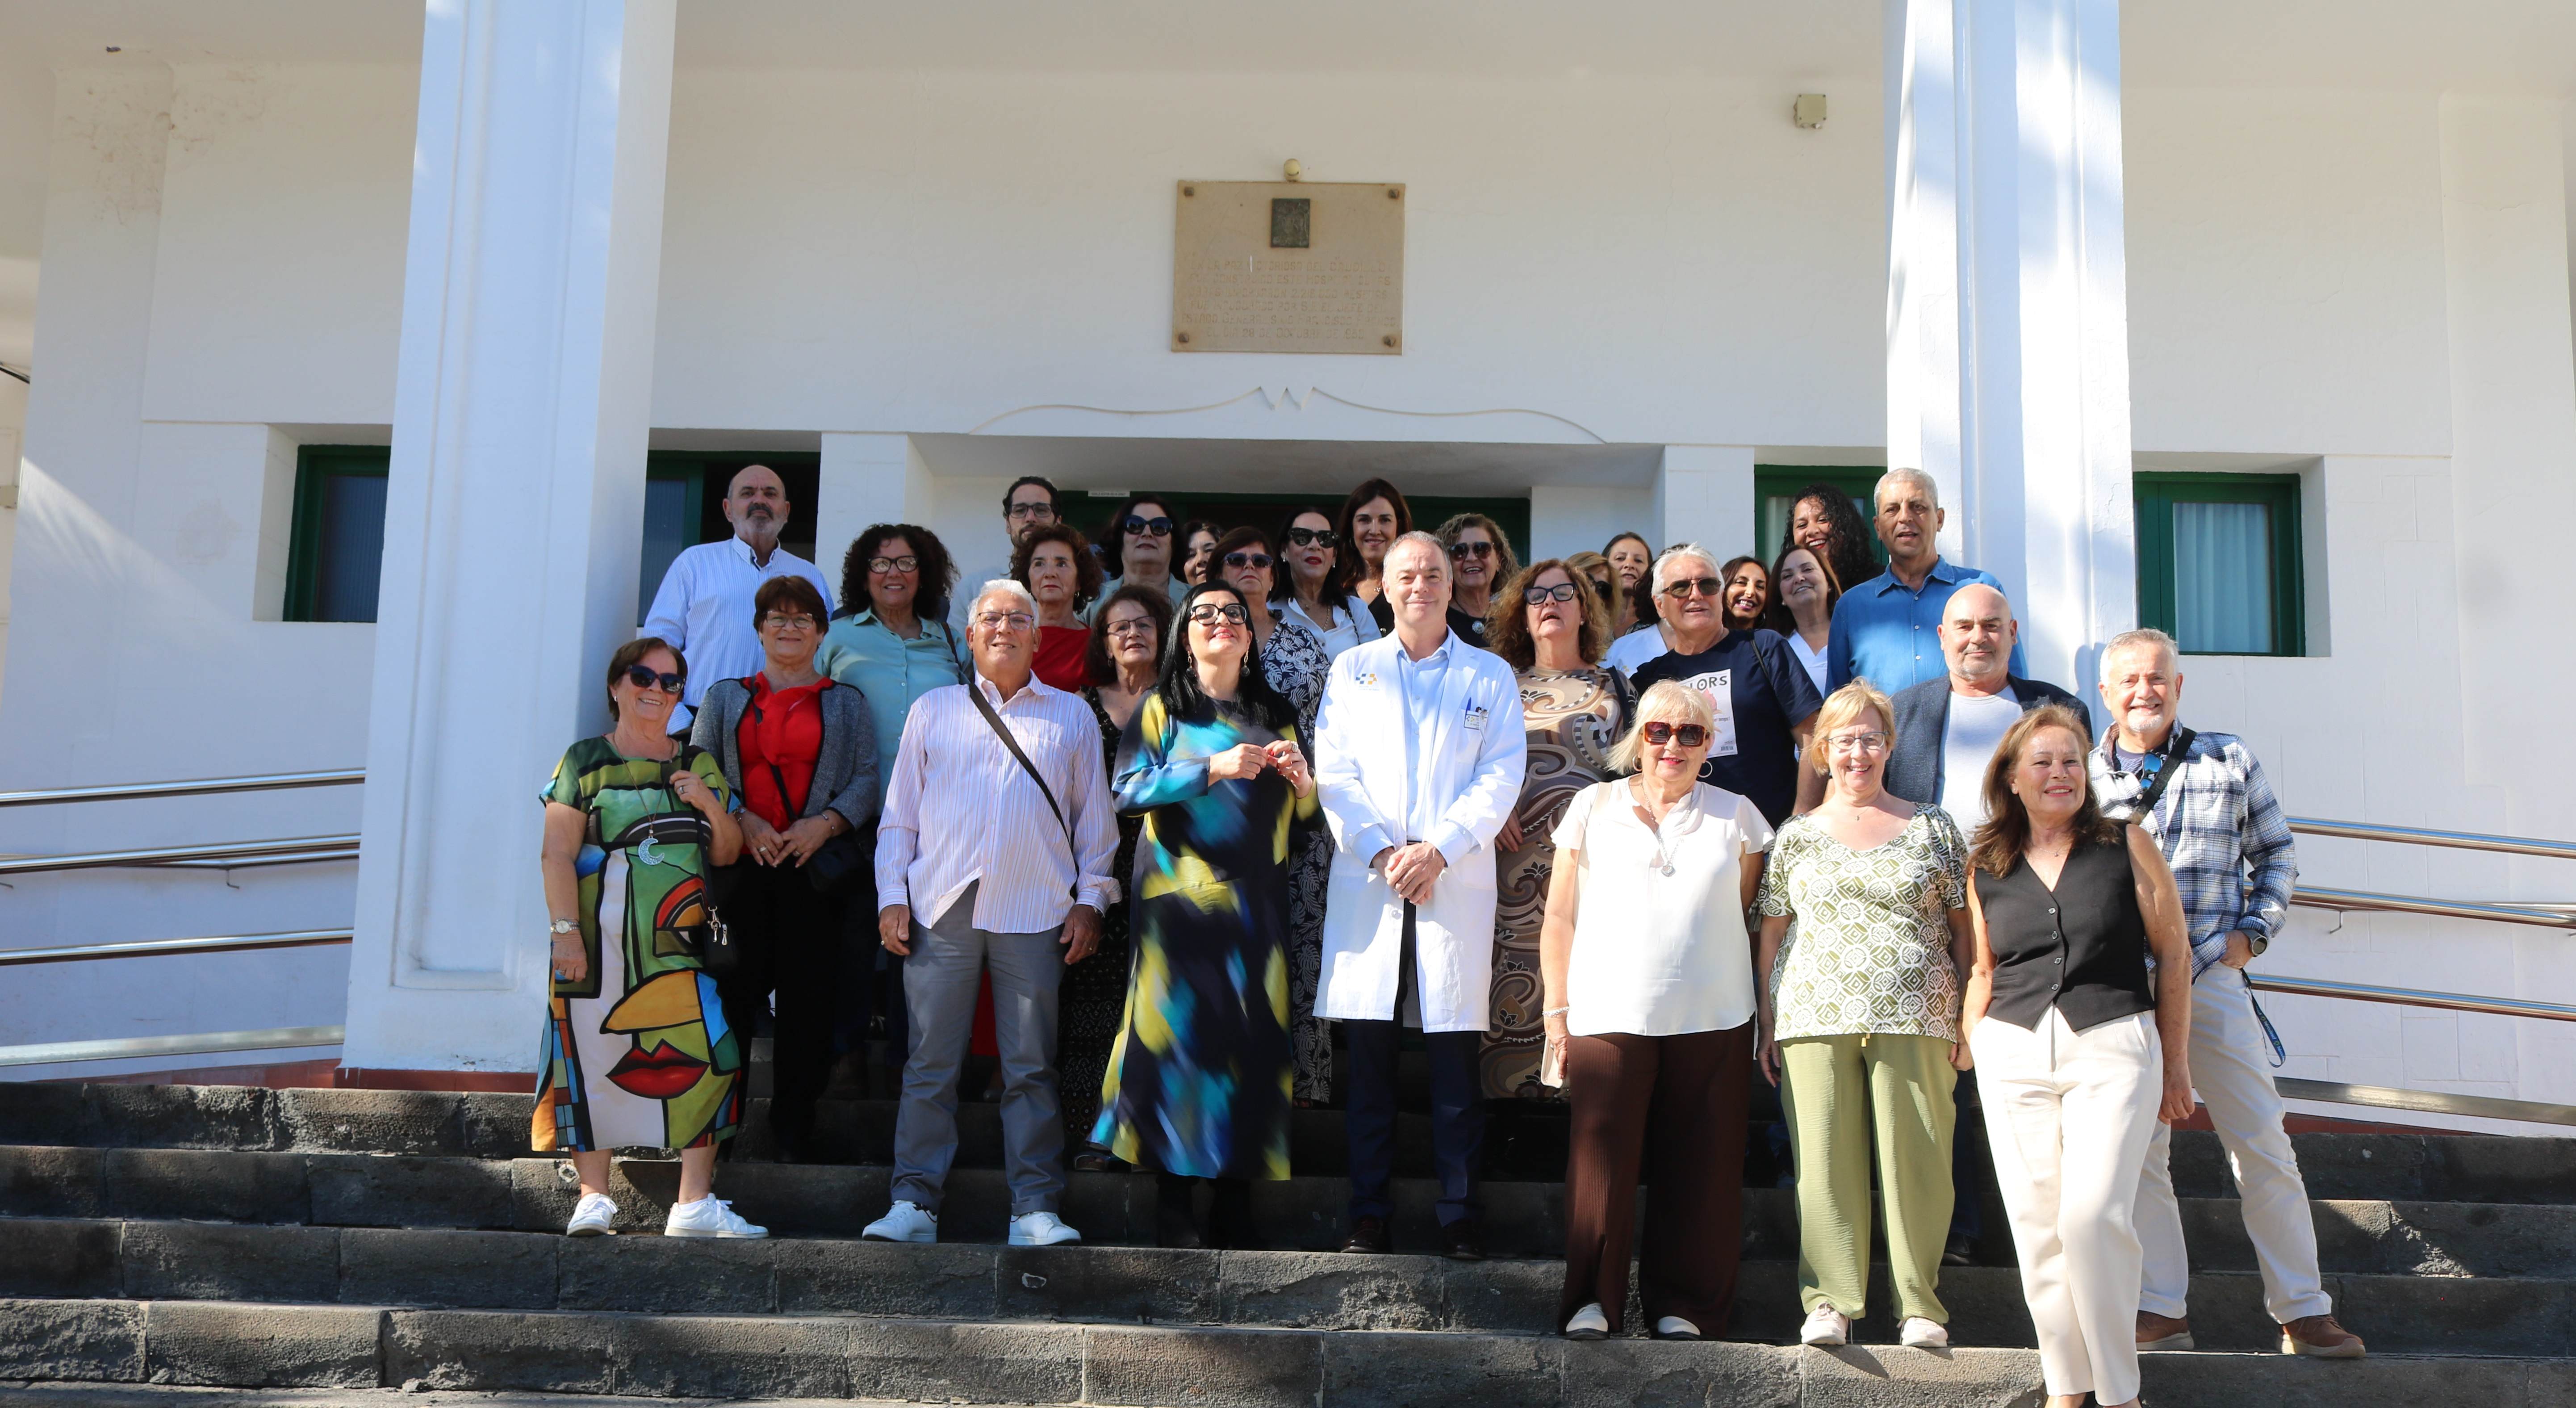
{"left": 1092, "top": 581, "right": 1320, "bottom": 1249}
{"left": 536, "top": 637, "right": 765, "bottom": 1240}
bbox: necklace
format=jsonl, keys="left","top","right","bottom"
{"left": 1631, "top": 778, "right": 1685, "bottom": 876}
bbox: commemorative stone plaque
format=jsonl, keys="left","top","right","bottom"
{"left": 1172, "top": 180, "right": 1405, "bottom": 354}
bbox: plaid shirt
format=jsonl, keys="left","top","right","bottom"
{"left": 2089, "top": 724, "right": 2298, "bottom": 977}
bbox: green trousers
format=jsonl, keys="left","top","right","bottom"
{"left": 1778, "top": 1032, "right": 1957, "bottom": 1323}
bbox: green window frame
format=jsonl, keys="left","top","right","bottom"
{"left": 2133, "top": 471, "right": 2305, "bottom": 657}
{"left": 1753, "top": 465, "right": 1885, "bottom": 570}
{"left": 283, "top": 445, "right": 392, "bottom": 623}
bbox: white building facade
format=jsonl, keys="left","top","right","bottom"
{"left": 0, "top": 2, "right": 2572, "bottom": 1131}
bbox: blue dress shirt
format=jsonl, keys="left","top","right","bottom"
{"left": 1825, "top": 557, "right": 2029, "bottom": 694}
{"left": 1393, "top": 630, "right": 1467, "bottom": 861}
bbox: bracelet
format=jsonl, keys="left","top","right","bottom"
{"left": 1543, "top": 1006, "right": 1569, "bottom": 1018}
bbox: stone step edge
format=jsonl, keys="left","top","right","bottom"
{"left": 8, "top": 1297, "right": 2576, "bottom": 1407}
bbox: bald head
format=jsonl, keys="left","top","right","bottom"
{"left": 1939, "top": 583, "right": 2017, "bottom": 692}
{"left": 724, "top": 463, "right": 789, "bottom": 553}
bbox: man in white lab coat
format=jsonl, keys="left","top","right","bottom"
{"left": 1313, "top": 532, "right": 1528, "bottom": 1258}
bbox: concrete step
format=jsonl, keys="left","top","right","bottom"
{"left": 9, "top": 1081, "right": 2575, "bottom": 1203}
{"left": 5, "top": 1217, "right": 2573, "bottom": 1357}
{"left": 8, "top": 1143, "right": 2574, "bottom": 1281}
{"left": 4, "top": 1295, "right": 2573, "bottom": 1406}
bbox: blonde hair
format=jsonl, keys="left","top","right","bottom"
{"left": 1808, "top": 680, "right": 1895, "bottom": 775}
{"left": 1607, "top": 680, "right": 1717, "bottom": 774}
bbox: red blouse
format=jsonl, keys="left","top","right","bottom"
{"left": 736, "top": 674, "right": 829, "bottom": 831}
{"left": 1033, "top": 625, "right": 1092, "bottom": 694}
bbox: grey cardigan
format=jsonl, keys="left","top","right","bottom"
{"left": 689, "top": 675, "right": 880, "bottom": 829}
{"left": 1882, "top": 672, "right": 2085, "bottom": 807}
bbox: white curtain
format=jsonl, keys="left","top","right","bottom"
{"left": 2172, "top": 501, "right": 2273, "bottom": 654}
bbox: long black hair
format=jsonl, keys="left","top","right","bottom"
{"left": 1156, "top": 581, "right": 1297, "bottom": 733}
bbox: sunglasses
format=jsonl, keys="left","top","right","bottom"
{"left": 1223, "top": 552, "right": 1274, "bottom": 570}
{"left": 1449, "top": 541, "right": 1495, "bottom": 559}
{"left": 624, "top": 665, "right": 686, "bottom": 693}
{"left": 1284, "top": 527, "right": 1341, "bottom": 549}
{"left": 1523, "top": 582, "right": 1579, "bottom": 605}
{"left": 1661, "top": 576, "right": 1724, "bottom": 599}
{"left": 1123, "top": 515, "right": 1174, "bottom": 537}
{"left": 1640, "top": 721, "right": 1711, "bottom": 747}
{"left": 1187, "top": 602, "right": 1251, "bottom": 624}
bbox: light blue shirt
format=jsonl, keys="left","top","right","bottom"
{"left": 817, "top": 609, "right": 968, "bottom": 784}
{"left": 1825, "top": 557, "right": 2029, "bottom": 694}
{"left": 1393, "top": 629, "right": 1470, "bottom": 863}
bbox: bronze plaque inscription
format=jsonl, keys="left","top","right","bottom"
{"left": 1173, "top": 180, "right": 1404, "bottom": 355}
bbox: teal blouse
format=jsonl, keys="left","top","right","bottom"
{"left": 819, "top": 608, "right": 968, "bottom": 783}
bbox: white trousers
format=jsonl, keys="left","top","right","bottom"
{"left": 1971, "top": 1008, "right": 2162, "bottom": 1406}
{"left": 2133, "top": 966, "right": 2331, "bottom": 1322}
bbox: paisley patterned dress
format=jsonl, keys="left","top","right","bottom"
{"left": 1090, "top": 692, "right": 1321, "bottom": 1178}
{"left": 1482, "top": 666, "right": 1632, "bottom": 1099}
{"left": 1058, "top": 687, "right": 1144, "bottom": 1144}
{"left": 1257, "top": 614, "right": 1338, "bottom": 1103}
{"left": 533, "top": 738, "right": 744, "bottom": 1152}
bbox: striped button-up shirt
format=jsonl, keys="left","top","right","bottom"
{"left": 874, "top": 671, "right": 1119, "bottom": 933}
{"left": 2090, "top": 724, "right": 2298, "bottom": 977}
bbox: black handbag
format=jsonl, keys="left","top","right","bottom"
{"left": 665, "top": 756, "right": 743, "bottom": 979}
{"left": 803, "top": 827, "right": 868, "bottom": 896}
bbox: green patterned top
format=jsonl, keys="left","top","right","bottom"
{"left": 1755, "top": 804, "right": 1968, "bottom": 1042}
{"left": 540, "top": 737, "right": 732, "bottom": 996}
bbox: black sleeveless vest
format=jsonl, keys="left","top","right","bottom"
{"left": 1972, "top": 836, "right": 2155, "bottom": 1032}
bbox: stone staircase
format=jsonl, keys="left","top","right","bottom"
{"left": 3, "top": 1081, "right": 2574, "bottom": 1405}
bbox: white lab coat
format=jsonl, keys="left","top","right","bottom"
{"left": 1311, "top": 632, "right": 1528, "bottom": 1032}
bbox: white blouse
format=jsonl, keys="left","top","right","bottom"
{"left": 1278, "top": 594, "right": 1380, "bottom": 661}
{"left": 1552, "top": 779, "right": 1775, "bottom": 1037}
{"left": 1786, "top": 631, "right": 1830, "bottom": 696}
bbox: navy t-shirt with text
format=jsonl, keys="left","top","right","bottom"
{"left": 1628, "top": 627, "right": 1824, "bottom": 826}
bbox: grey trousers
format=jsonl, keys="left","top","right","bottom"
{"left": 893, "top": 883, "right": 1067, "bottom": 1216}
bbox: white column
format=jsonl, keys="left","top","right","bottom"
{"left": 1653, "top": 445, "right": 1756, "bottom": 560}
{"left": 1885, "top": 0, "right": 2136, "bottom": 695}
{"left": 343, "top": 0, "right": 678, "bottom": 1073}
{"left": 815, "top": 432, "right": 935, "bottom": 580}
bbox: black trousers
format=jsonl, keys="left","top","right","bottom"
{"left": 1344, "top": 903, "right": 1485, "bottom": 1227}
{"left": 715, "top": 859, "right": 844, "bottom": 1142}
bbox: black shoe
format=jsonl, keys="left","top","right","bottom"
{"left": 1442, "top": 1216, "right": 1487, "bottom": 1261}
{"left": 1207, "top": 1178, "right": 1256, "bottom": 1251}
{"left": 1154, "top": 1173, "right": 1205, "bottom": 1249}
{"left": 1070, "top": 1148, "right": 1123, "bottom": 1173}
{"left": 1341, "top": 1215, "right": 1390, "bottom": 1255}
{"left": 1942, "top": 1233, "right": 1976, "bottom": 1267}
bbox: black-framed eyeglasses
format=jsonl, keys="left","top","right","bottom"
{"left": 624, "top": 665, "right": 686, "bottom": 693}
{"left": 1523, "top": 582, "right": 1578, "bottom": 606}
{"left": 1661, "top": 576, "right": 1723, "bottom": 599}
{"left": 1223, "top": 551, "right": 1274, "bottom": 570}
{"left": 1449, "top": 540, "right": 1495, "bottom": 559}
{"left": 760, "top": 613, "right": 817, "bottom": 632}
{"left": 1640, "top": 721, "right": 1711, "bottom": 747}
{"left": 1187, "top": 602, "right": 1251, "bottom": 624}
{"left": 867, "top": 555, "right": 919, "bottom": 574}
{"left": 1123, "top": 515, "right": 1174, "bottom": 537}
{"left": 1284, "top": 527, "right": 1340, "bottom": 549}
{"left": 1005, "top": 501, "right": 1056, "bottom": 520}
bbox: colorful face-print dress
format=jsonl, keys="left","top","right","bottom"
{"left": 532, "top": 738, "right": 744, "bottom": 1153}
{"left": 1090, "top": 691, "right": 1321, "bottom": 1180}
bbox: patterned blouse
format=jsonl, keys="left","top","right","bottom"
{"left": 1755, "top": 804, "right": 1969, "bottom": 1042}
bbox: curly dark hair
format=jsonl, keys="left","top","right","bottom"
{"left": 1096, "top": 491, "right": 1179, "bottom": 580}
{"left": 1011, "top": 522, "right": 1104, "bottom": 614}
{"left": 1085, "top": 583, "right": 1176, "bottom": 688}
{"left": 1158, "top": 582, "right": 1296, "bottom": 734}
{"left": 837, "top": 523, "right": 958, "bottom": 625}
{"left": 1970, "top": 704, "right": 2124, "bottom": 877}
{"left": 1277, "top": 504, "right": 1351, "bottom": 603}
{"left": 1483, "top": 560, "right": 1610, "bottom": 671}
{"left": 1781, "top": 482, "right": 1880, "bottom": 598}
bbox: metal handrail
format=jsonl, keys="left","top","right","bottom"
{"left": 2291, "top": 884, "right": 2576, "bottom": 930}
{"left": 2275, "top": 1078, "right": 2576, "bottom": 1129}
{"left": 0, "top": 769, "right": 364, "bottom": 809}
{"left": 2288, "top": 815, "right": 2576, "bottom": 863}
{"left": 0, "top": 929, "right": 354, "bottom": 967}
{"left": 0, "top": 835, "right": 360, "bottom": 877}
{"left": 0, "top": 1025, "right": 346, "bottom": 1069}
{"left": 2250, "top": 972, "right": 2576, "bottom": 1023}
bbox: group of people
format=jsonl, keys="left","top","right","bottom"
{"left": 535, "top": 463, "right": 2360, "bottom": 1408}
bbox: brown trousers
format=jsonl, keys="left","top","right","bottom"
{"left": 1558, "top": 1023, "right": 1755, "bottom": 1335}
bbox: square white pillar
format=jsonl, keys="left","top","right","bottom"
{"left": 344, "top": 0, "right": 679, "bottom": 1073}
{"left": 815, "top": 432, "right": 935, "bottom": 589}
{"left": 1653, "top": 445, "right": 1756, "bottom": 561}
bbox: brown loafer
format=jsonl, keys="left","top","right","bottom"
{"left": 1340, "top": 1215, "right": 1390, "bottom": 1255}
{"left": 2280, "top": 1313, "right": 2365, "bottom": 1358}
{"left": 2137, "top": 1311, "right": 2195, "bottom": 1351}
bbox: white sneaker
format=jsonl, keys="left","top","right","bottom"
{"left": 861, "top": 1200, "right": 939, "bottom": 1243}
{"left": 662, "top": 1195, "right": 767, "bottom": 1239}
{"left": 1653, "top": 1316, "right": 1701, "bottom": 1341}
{"left": 1800, "top": 1305, "right": 1852, "bottom": 1347}
{"left": 564, "top": 1191, "right": 617, "bottom": 1237}
{"left": 1563, "top": 1303, "right": 1610, "bottom": 1340}
{"left": 1008, "top": 1210, "right": 1082, "bottom": 1246}
{"left": 1899, "top": 1316, "right": 1949, "bottom": 1349}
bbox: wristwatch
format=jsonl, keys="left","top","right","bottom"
{"left": 2243, "top": 930, "right": 2268, "bottom": 958}
{"left": 549, "top": 919, "right": 578, "bottom": 937}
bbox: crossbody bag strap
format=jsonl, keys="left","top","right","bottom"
{"left": 2133, "top": 725, "right": 2197, "bottom": 823}
{"left": 966, "top": 682, "right": 1080, "bottom": 900}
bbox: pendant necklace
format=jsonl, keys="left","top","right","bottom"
{"left": 1634, "top": 780, "right": 1680, "bottom": 876}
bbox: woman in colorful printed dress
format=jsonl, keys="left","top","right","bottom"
{"left": 1753, "top": 679, "right": 1973, "bottom": 1350}
{"left": 1481, "top": 558, "right": 1631, "bottom": 1098}
{"left": 1063, "top": 582, "right": 1175, "bottom": 1171}
{"left": 538, "top": 637, "right": 765, "bottom": 1240}
{"left": 1092, "top": 582, "right": 1319, "bottom": 1249}
{"left": 1212, "top": 525, "right": 1338, "bottom": 1105}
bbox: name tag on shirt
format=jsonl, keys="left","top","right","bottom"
{"left": 1464, "top": 703, "right": 1490, "bottom": 732}
{"left": 1685, "top": 670, "right": 1740, "bottom": 758}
